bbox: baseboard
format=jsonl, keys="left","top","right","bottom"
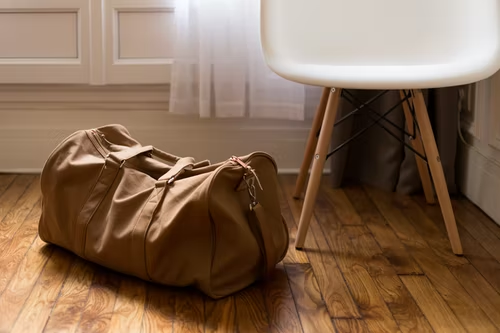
{"left": 0, "top": 84, "right": 332, "bottom": 174}
{"left": 458, "top": 143, "right": 500, "bottom": 226}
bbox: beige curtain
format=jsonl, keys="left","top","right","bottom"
{"left": 326, "top": 88, "right": 461, "bottom": 195}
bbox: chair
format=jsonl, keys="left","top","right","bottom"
{"left": 260, "top": 0, "right": 500, "bottom": 255}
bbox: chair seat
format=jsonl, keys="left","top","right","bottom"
{"left": 260, "top": 0, "right": 500, "bottom": 89}
{"left": 266, "top": 57, "right": 499, "bottom": 90}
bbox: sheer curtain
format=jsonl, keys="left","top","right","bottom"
{"left": 169, "top": 0, "right": 306, "bottom": 120}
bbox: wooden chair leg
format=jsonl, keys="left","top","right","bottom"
{"left": 295, "top": 88, "right": 342, "bottom": 249}
{"left": 293, "top": 87, "right": 331, "bottom": 199}
{"left": 400, "top": 90, "right": 436, "bottom": 205}
{"left": 412, "top": 89, "right": 463, "bottom": 255}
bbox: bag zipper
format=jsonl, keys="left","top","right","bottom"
{"left": 88, "top": 129, "right": 109, "bottom": 158}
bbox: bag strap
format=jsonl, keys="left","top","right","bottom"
{"left": 109, "top": 145, "right": 156, "bottom": 162}
{"left": 158, "top": 157, "right": 196, "bottom": 183}
{"left": 250, "top": 203, "right": 278, "bottom": 276}
{"left": 109, "top": 145, "right": 209, "bottom": 170}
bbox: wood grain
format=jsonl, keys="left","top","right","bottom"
{"left": 10, "top": 248, "right": 73, "bottom": 333}
{"left": 173, "top": 290, "right": 205, "bottom": 333}
{"left": 43, "top": 259, "right": 94, "bottom": 333}
{"left": 0, "top": 175, "right": 34, "bottom": 224}
{"left": 234, "top": 285, "right": 269, "bottom": 333}
{"left": 108, "top": 278, "right": 147, "bottom": 333}
{"left": 0, "top": 236, "right": 53, "bottom": 332}
{"left": 393, "top": 193, "right": 468, "bottom": 267}
{"left": 76, "top": 269, "right": 121, "bottom": 333}
{"left": 320, "top": 186, "right": 363, "bottom": 225}
{"left": 264, "top": 263, "right": 302, "bottom": 333}
{"left": 0, "top": 174, "right": 499, "bottom": 333}
{"left": 334, "top": 319, "right": 369, "bottom": 333}
{"left": 366, "top": 186, "right": 499, "bottom": 332}
{"left": 281, "top": 176, "right": 360, "bottom": 319}
{"left": 415, "top": 196, "right": 500, "bottom": 295}
{"left": 414, "top": 196, "right": 500, "bottom": 330}
{"left": 285, "top": 263, "right": 336, "bottom": 333}
{"left": 0, "top": 199, "right": 40, "bottom": 294}
{"left": 205, "top": 296, "right": 235, "bottom": 333}
{"left": 461, "top": 199, "right": 500, "bottom": 240}
{"left": 315, "top": 207, "right": 400, "bottom": 333}
{"left": 0, "top": 176, "right": 39, "bottom": 250}
{"left": 0, "top": 174, "right": 16, "bottom": 196}
{"left": 452, "top": 200, "right": 500, "bottom": 263}
{"left": 141, "top": 285, "right": 175, "bottom": 333}
{"left": 343, "top": 186, "right": 422, "bottom": 275}
{"left": 401, "top": 275, "right": 465, "bottom": 333}
{"left": 344, "top": 226, "right": 433, "bottom": 333}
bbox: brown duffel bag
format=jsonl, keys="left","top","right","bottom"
{"left": 38, "top": 124, "right": 288, "bottom": 298}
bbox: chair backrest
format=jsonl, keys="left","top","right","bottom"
{"left": 260, "top": 0, "right": 500, "bottom": 88}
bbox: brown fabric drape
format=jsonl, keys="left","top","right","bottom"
{"left": 326, "top": 88, "right": 460, "bottom": 195}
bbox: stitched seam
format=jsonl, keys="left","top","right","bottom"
{"left": 144, "top": 185, "right": 165, "bottom": 281}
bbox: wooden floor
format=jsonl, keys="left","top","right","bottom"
{"left": 1, "top": 174, "right": 500, "bottom": 333}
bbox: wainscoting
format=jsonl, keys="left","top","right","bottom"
{"left": 0, "top": 85, "right": 313, "bottom": 173}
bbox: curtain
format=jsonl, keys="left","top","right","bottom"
{"left": 169, "top": 0, "right": 306, "bottom": 120}
{"left": 328, "top": 88, "right": 462, "bottom": 195}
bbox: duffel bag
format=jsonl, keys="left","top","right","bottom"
{"left": 38, "top": 124, "right": 288, "bottom": 298}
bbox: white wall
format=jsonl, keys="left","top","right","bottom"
{"left": 0, "top": 85, "right": 313, "bottom": 173}
{"left": 458, "top": 74, "right": 500, "bottom": 225}
{"left": 0, "top": 0, "right": 315, "bottom": 173}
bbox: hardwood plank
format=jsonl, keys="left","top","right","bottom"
{"left": 277, "top": 177, "right": 309, "bottom": 264}
{"left": 10, "top": 248, "right": 73, "bottom": 333}
{"left": 281, "top": 177, "right": 360, "bottom": 319}
{"left": 173, "top": 290, "right": 205, "bottom": 333}
{"left": 461, "top": 198, "right": 500, "bottom": 240}
{"left": 140, "top": 285, "right": 175, "bottom": 333}
{"left": 285, "top": 263, "right": 336, "bottom": 333}
{"left": 366, "top": 186, "right": 499, "bottom": 333}
{"left": 333, "top": 319, "right": 369, "bottom": 333}
{"left": 76, "top": 269, "right": 121, "bottom": 333}
{"left": 452, "top": 200, "right": 500, "bottom": 263}
{"left": 205, "top": 295, "right": 235, "bottom": 333}
{"left": 401, "top": 276, "right": 465, "bottom": 333}
{"left": 0, "top": 236, "right": 53, "bottom": 332}
{"left": 234, "top": 285, "right": 269, "bottom": 333}
{"left": 343, "top": 186, "right": 422, "bottom": 275}
{"left": 448, "top": 263, "right": 500, "bottom": 331}
{"left": 414, "top": 196, "right": 500, "bottom": 330}
{"left": 0, "top": 199, "right": 40, "bottom": 294}
{"left": 263, "top": 263, "right": 302, "bottom": 333}
{"left": 43, "top": 258, "right": 94, "bottom": 333}
{"left": 314, "top": 208, "right": 400, "bottom": 333}
{"left": 0, "top": 175, "right": 34, "bottom": 222}
{"left": 415, "top": 196, "right": 500, "bottom": 295}
{"left": 0, "top": 175, "right": 39, "bottom": 249}
{"left": 0, "top": 174, "right": 16, "bottom": 197}
{"left": 393, "top": 193, "right": 469, "bottom": 267}
{"left": 321, "top": 186, "right": 363, "bottom": 225}
{"left": 344, "top": 226, "right": 433, "bottom": 333}
{"left": 108, "top": 278, "right": 147, "bottom": 333}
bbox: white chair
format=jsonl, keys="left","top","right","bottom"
{"left": 260, "top": 0, "right": 500, "bottom": 255}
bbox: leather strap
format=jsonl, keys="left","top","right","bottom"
{"left": 250, "top": 203, "right": 277, "bottom": 276}
{"left": 109, "top": 145, "right": 155, "bottom": 162}
{"left": 158, "top": 157, "right": 196, "bottom": 182}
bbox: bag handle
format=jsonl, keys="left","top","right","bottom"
{"left": 249, "top": 203, "right": 278, "bottom": 276}
{"left": 109, "top": 145, "right": 210, "bottom": 169}
{"left": 158, "top": 157, "right": 196, "bottom": 183}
